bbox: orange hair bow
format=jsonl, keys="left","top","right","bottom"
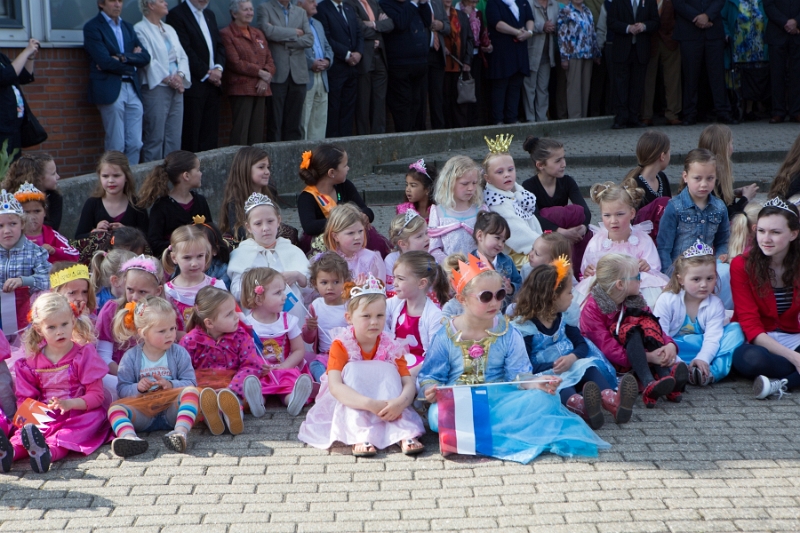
{"left": 123, "top": 302, "right": 137, "bottom": 330}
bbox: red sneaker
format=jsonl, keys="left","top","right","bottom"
{"left": 642, "top": 376, "right": 676, "bottom": 409}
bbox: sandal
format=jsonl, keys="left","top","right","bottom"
{"left": 352, "top": 442, "right": 377, "bottom": 457}
{"left": 400, "top": 438, "right": 425, "bottom": 456}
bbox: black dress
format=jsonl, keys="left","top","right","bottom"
{"left": 74, "top": 196, "right": 150, "bottom": 240}
{"left": 147, "top": 191, "right": 213, "bottom": 257}
{"left": 635, "top": 172, "right": 673, "bottom": 208}
{"left": 521, "top": 174, "right": 592, "bottom": 231}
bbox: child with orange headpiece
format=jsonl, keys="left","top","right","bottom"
{"left": 14, "top": 183, "right": 79, "bottom": 264}
{"left": 417, "top": 254, "right": 610, "bottom": 464}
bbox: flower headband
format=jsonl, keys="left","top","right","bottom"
{"left": 121, "top": 255, "right": 161, "bottom": 283}
{"left": 551, "top": 255, "right": 571, "bottom": 290}
{"left": 409, "top": 159, "right": 432, "bottom": 182}
{"left": 300, "top": 150, "right": 312, "bottom": 171}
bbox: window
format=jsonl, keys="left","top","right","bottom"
{"left": 0, "top": 0, "right": 23, "bottom": 28}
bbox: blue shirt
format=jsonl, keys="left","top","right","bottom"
{"left": 309, "top": 19, "right": 324, "bottom": 60}
{"left": 101, "top": 11, "right": 125, "bottom": 54}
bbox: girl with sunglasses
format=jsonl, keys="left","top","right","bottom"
{"left": 580, "top": 253, "right": 686, "bottom": 409}
{"left": 418, "top": 254, "right": 610, "bottom": 464}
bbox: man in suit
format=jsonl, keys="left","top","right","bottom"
{"left": 297, "top": 0, "right": 335, "bottom": 140}
{"left": 607, "top": 0, "right": 659, "bottom": 128}
{"left": 417, "top": 0, "right": 449, "bottom": 130}
{"left": 641, "top": 0, "right": 682, "bottom": 125}
{"left": 672, "top": 0, "right": 735, "bottom": 125}
{"left": 346, "top": 0, "right": 394, "bottom": 135}
{"left": 166, "top": 0, "right": 226, "bottom": 153}
{"left": 83, "top": 0, "right": 151, "bottom": 165}
{"left": 258, "top": 0, "right": 314, "bottom": 141}
{"left": 315, "top": 0, "right": 363, "bottom": 138}
{"left": 764, "top": 0, "right": 800, "bottom": 123}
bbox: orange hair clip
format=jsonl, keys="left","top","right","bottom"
{"left": 123, "top": 301, "right": 137, "bottom": 331}
{"left": 300, "top": 150, "right": 312, "bottom": 170}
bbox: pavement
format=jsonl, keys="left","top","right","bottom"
{"left": 4, "top": 120, "right": 800, "bottom": 533}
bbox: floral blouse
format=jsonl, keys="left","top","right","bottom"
{"left": 557, "top": 2, "right": 601, "bottom": 60}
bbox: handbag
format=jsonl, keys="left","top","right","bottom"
{"left": 451, "top": 55, "right": 477, "bottom": 104}
{"left": 20, "top": 94, "right": 47, "bottom": 148}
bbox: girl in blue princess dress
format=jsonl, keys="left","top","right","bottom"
{"left": 513, "top": 257, "right": 638, "bottom": 429}
{"left": 418, "top": 254, "right": 609, "bottom": 464}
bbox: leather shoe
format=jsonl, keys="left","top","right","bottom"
{"left": 790, "top": 115, "right": 800, "bottom": 123}
{"left": 628, "top": 120, "right": 647, "bottom": 128}
{"left": 611, "top": 123, "right": 627, "bottom": 130}
{"left": 717, "top": 114, "right": 739, "bottom": 125}
{"left": 682, "top": 118, "right": 697, "bottom": 126}
{"left": 666, "top": 119, "right": 682, "bottom": 126}
{"left": 641, "top": 119, "right": 654, "bottom": 126}
{"left": 770, "top": 115, "right": 786, "bottom": 124}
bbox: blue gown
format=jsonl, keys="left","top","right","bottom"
{"left": 673, "top": 314, "right": 743, "bottom": 382}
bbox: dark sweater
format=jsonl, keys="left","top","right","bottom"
{"left": 45, "top": 190, "right": 62, "bottom": 232}
{"left": 380, "top": 0, "right": 432, "bottom": 66}
{"left": 635, "top": 172, "right": 673, "bottom": 208}
{"left": 297, "top": 180, "right": 375, "bottom": 237}
{"left": 521, "top": 174, "right": 592, "bottom": 232}
{"left": 147, "top": 191, "right": 213, "bottom": 257}
{"left": 74, "top": 196, "right": 150, "bottom": 240}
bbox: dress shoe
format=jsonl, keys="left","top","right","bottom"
{"left": 682, "top": 118, "right": 697, "bottom": 126}
{"left": 628, "top": 120, "right": 647, "bottom": 128}
{"left": 641, "top": 118, "right": 654, "bottom": 126}
{"left": 717, "top": 114, "right": 739, "bottom": 125}
{"left": 611, "top": 123, "right": 627, "bottom": 130}
{"left": 770, "top": 115, "right": 786, "bottom": 124}
{"left": 790, "top": 115, "right": 800, "bottom": 123}
{"left": 666, "top": 118, "right": 682, "bottom": 126}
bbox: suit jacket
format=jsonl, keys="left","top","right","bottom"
{"left": 428, "top": 0, "right": 451, "bottom": 63}
{"left": 672, "top": 0, "right": 726, "bottom": 40}
{"left": 219, "top": 23, "right": 277, "bottom": 96}
{"left": 314, "top": 0, "right": 364, "bottom": 77}
{"left": 166, "top": 1, "right": 226, "bottom": 86}
{"left": 83, "top": 13, "right": 151, "bottom": 105}
{"left": 651, "top": 0, "right": 679, "bottom": 52}
{"left": 607, "top": 0, "right": 660, "bottom": 62}
{"left": 257, "top": 0, "right": 314, "bottom": 85}
{"left": 305, "top": 17, "right": 335, "bottom": 91}
{"left": 345, "top": 0, "right": 394, "bottom": 73}
{"left": 763, "top": 0, "right": 800, "bottom": 46}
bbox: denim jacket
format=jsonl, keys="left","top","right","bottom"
{"left": 656, "top": 187, "right": 730, "bottom": 272}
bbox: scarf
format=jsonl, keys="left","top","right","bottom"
{"left": 303, "top": 185, "right": 337, "bottom": 218}
{"left": 590, "top": 284, "right": 648, "bottom": 315}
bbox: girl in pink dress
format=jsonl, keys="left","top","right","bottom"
{"left": 0, "top": 331, "right": 14, "bottom": 450}
{"left": 0, "top": 293, "right": 112, "bottom": 474}
{"left": 323, "top": 203, "right": 386, "bottom": 283}
{"left": 162, "top": 224, "right": 227, "bottom": 326}
{"left": 240, "top": 267, "right": 314, "bottom": 418}
{"left": 298, "top": 275, "right": 425, "bottom": 457}
{"left": 396, "top": 159, "right": 437, "bottom": 222}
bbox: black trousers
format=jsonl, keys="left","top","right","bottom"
{"left": 326, "top": 65, "right": 358, "bottom": 138}
{"left": 769, "top": 37, "right": 800, "bottom": 117}
{"left": 268, "top": 78, "right": 305, "bottom": 142}
{"left": 418, "top": 49, "right": 446, "bottom": 130}
{"left": 613, "top": 48, "right": 648, "bottom": 125}
{"left": 356, "top": 52, "right": 389, "bottom": 135}
{"left": 443, "top": 70, "right": 472, "bottom": 129}
{"left": 679, "top": 38, "right": 730, "bottom": 120}
{"left": 387, "top": 62, "right": 428, "bottom": 132}
{"left": 181, "top": 81, "right": 220, "bottom": 153}
{"left": 491, "top": 72, "right": 524, "bottom": 124}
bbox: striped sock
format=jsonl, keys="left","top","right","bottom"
{"left": 174, "top": 387, "right": 199, "bottom": 434}
{"left": 107, "top": 405, "right": 137, "bottom": 439}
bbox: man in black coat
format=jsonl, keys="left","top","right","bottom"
{"left": 166, "top": 0, "right": 226, "bottom": 152}
{"left": 315, "top": 0, "right": 364, "bottom": 138}
{"left": 764, "top": 0, "right": 800, "bottom": 123}
{"left": 607, "top": 0, "right": 660, "bottom": 128}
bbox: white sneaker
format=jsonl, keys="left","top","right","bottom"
{"left": 753, "top": 375, "right": 790, "bottom": 400}
{"left": 243, "top": 375, "right": 266, "bottom": 418}
{"left": 286, "top": 374, "right": 313, "bottom": 416}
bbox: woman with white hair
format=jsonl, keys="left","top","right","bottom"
{"left": 134, "top": 0, "right": 191, "bottom": 163}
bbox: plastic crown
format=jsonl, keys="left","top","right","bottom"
{"left": 50, "top": 264, "right": 90, "bottom": 288}
{"left": 764, "top": 196, "right": 798, "bottom": 216}
{"left": 401, "top": 208, "right": 422, "bottom": 229}
{"left": 682, "top": 239, "right": 714, "bottom": 259}
{"left": 13, "top": 182, "right": 46, "bottom": 204}
{"left": 451, "top": 254, "right": 494, "bottom": 294}
{"left": 244, "top": 192, "right": 275, "bottom": 214}
{"left": 349, "top": 273, "right": 387, "bottom": 299}
{"left": 484, "top": 134, "right": 514, "bottom": 154}
{"left": 0, "top": 189, "right": 23, "bottom": 217}
{"left": 192, "top": 214, "right": 206, "bottom": 225}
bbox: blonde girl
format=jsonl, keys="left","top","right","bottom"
{"left": 397, "top": 159, "right": 437, "bottom": 221}
{"left": 74, "top": 151, "right": 149, "bottom": 239}
{"left": 91, "top": 249, "right": 136, "bottom": 310}
{"left": 2, "top": 153, "right": 62, "bottom": 230}
{"left": 50, "top": 262, "right": 97, "bottom": 318}
{"left": 14, "top": 183, "right": 78, "bottom": 263}
{"left": 228, "top": 193, "right": 309, "bottom": 320}
{"left": 385, "top": 251, "right": 448, "bottom": 377}
{"left": 108, "top": 296, "right": 200, "bottom": 458}
{"left": 620, "top": 131, "right": 673, "bottom": 240}
{"left": 698, "top": 124, "right": 759, "bottom": 217}
{"left": 575, "top": 182, "right": 668, "bottom": 308}
{"left": 580, "top": 253, "right": 685, "bottom": 408}
{"left": 428, "top": 155, "right": 486, "bottom": 262}
{"left": 384, "top": 209, "right": 430, "bottom": 291}
{"left": 240, "top": 268, "right": 314, "bottom": 417}
{"left": 768, "top": 132, "right": 800, "bottom": 199}
{"left": 298, "top": 275, "right": 426, "bottom": 457}
{"left": 163, "top": 224, "right": 227, "bottom": 325}
{"left": 1, "top": 293, "right": 109, "bottom": 474}
{"left": 137, "top": 150, "right": 213, "bottom": 257}
{"left": 654, "top": 241, "right": 744, "bottom": 388}
{"left": 323, "top": 203, "right": 386, "bottom": 282}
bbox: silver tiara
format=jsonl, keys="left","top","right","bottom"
{"left": 682, "top": 239, "right": 714, "bottom": 259}
{"left": 350, "top": 273, "right": 386, "bottom": 299}
{"left": 764, "top": 196, "right": 798, "bottom": 216}
{"left": 0, "top": 190, "right": 23, "bottom": 217}
{"left": 244, "top": 192, "right": 275, "bottom": 214}
{"left": 401, "top": 208, "right": 422, "bottom": 229}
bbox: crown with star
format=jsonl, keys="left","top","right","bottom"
{"left": 13, "top": 182, "right": 46, "bottom": 204}
{"left": 349, "top": 273, "right": 387, "bottom": 299}
{"left": 50, "top": 264, "right": 90, "bottom": 288}
{"left": 451, "top": 254, "right": 494, "bottom": 294}
{"left": 0, "top": 190, "right": 23, "bottom": 217}
{"left": 682, "top": 239, "right": 714, "bottom": 259}
{"left": 244, "top": 192, "right": 275, "bottom": 214}
{"left": 763, "top": 196, "right": 798, "bottom": 217}
{"left": 484, "top": 134, "right": 514, "bottom": 154}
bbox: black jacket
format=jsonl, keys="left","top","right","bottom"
{"left": 147, "top": 191, "right": 213, "bottom": 258}
{"left": 0, "top": 53, "right": 33, "bottom": 137}
{"left": 166, "top": 1, "right": 226, "bottom": 85}
{"left": 380, "top": 0, "right": 432, "bottom": 66}
{"left": 764, "top": 0, "right": 800, "bottom": 46}
{"left": 607, "top": 0, "right": 660, "bottom": 63}
{"left": 75, "top": 196, "right": 150, "bottom": 240}
{"left": 672, "top": 0, "right": 726, "bottom": 41}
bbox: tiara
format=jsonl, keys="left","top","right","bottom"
{"left": 244, "top": 192, "right": 275, "bottom": 214}
{"left": 14, "top": 182, "right": 46, "bottom": 204}
{"left": 764, "top": 196, "right": 798, "bottom": 216}
{"left": 484, "top": 134, "right": 513, "bottom": 154}
{"left": 50, "top": 264, "right": 90, "bottom": 288}
{"left": 349, "top": 273, "right": 386, "bottom": 299}
{"left": 451, "top": 254, "right": 494, "bottom": 294}
{"left": 401, "top": 208, "right": 422, "bottom": 229}
{"left": 0, "top": 190, "right": 23, "bottom": 217}
{"left": 682, "top": 239, "right": 714, "bottom": 258}
{"left": 409, "top": 159, "right": 431, "bottom": 180}
{"left": 551, "top": 255, "right": 571, "bottom": 290}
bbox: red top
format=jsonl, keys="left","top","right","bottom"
{"left": 730, "top": 254, "right": 800, "bottom": 343}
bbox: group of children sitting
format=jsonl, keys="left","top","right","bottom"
{"left": 0, "top": 124, "right": 799, "bottom": 472}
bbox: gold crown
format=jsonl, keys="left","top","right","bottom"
{"left": 50, "top": 263, "right": 90, "bottom": 288}
{"left": 484, "top": 134, "right": 514, "bottom": 154}
{"left": 192, "top": 215, "right": 206, "bottom": 225}
{"left": 451, "top": 254, "right": 494, "bottom": 294}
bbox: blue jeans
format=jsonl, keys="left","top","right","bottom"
{"left": 97, "top": 81, "right": 143, "bottom": 165}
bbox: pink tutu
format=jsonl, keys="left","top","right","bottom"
{"left": 260, "top": 359, "right": 314, "bottom": 400}
{"left": 298, "top": 360, "right": 424, "bottom": 450}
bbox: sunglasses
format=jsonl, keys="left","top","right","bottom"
{"left": 474, "top": 289, "right": 507, "bottom": 303}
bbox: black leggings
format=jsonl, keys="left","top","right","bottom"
{"left": 732, "top": 343, "right": 800, "bottom": 390}
{"left": 559, "top": 366, "right": 613, "bottom": 405}
{"left": 624, "top": 329, "right": 671, "bottom": 386}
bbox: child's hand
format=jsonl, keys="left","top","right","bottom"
{"left": 369, "top": 398, "right": 388, "bottom": 415}
{"left": 137, "top": 377, "right": 154, "bottom": 393}
{"left": 304, "top": 313, "right": 318, "bottom": 333}
{"left": 154, "top": 376, "right": 173, "bottom": 390}
{"left": 503, "top": 277, "right": 513, "bottom": 295}
{"left": 645, "top": 347, "right": 665, "bottom": 365}
{"left": 522, "top": 377, "right": 561, "bottom": 394}
{"left": 718, "top": 254, "right": 728, "bottom": 264}
{"left": 583, "top": 265, "right": 596, "bottom": 277}
{"left": 638, "top": 258, "right": 651, "bottom": 273}
{"left": 2, "top": 278, "right": 22, "bottom": 292}
{"left": 424, "top": 385, "right": 438, "bottom": 403}
{"left": 378, "top": 397, "right": 407, "bottom": 421}
{"left": 48, "top": 397, "right": 78, "bottom": 414}
{"left": 662, "top": 343, "right": 677, "bottom": 366}
{"left": 552, "top": 354, "right": 577, "bottom": 374}
{"left": 42, "top": 244, "right": 56, "bottom": 255}
{"left": 689, "top": 359, "right": 710, "bottom": 382}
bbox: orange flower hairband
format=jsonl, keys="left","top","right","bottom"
{"left": 552, "top": 255, "right": 571, "bottom": 290}
{"left": 300, "top": 150, "right": 312, "bottom": 170}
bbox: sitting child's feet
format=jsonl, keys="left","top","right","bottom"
{"left": 218, "top": 388, "right": 244, "bottom": 435}
{"left": 21, "top": 424, "right": 51, "bottom": 473}
{"left": 601, "top": 373, "right": 638, "bottom": 424}
{"left": 243, "top": 375, "right": 266, "bottom": 418}
{"left": 286, "top": 374, "right": 313, "bottom": 417}
{"left": 642, "top": 376, "right": 676, "bottom": 408}
{"left": 665, "top": 391, "right": 682, "bottom": 403}
{"left": 352, "top": 442, "right": 377, "bottom": 457}
{"left": 400, "top": 438, "right": 425, "bottom": 455}
{"left": 163, "top": 430, "right": 187, "bottom": 453}
{"left": 0, "top": 430, "right": 13, "bottom": 473}
{"left": 200, "top": 388, "right": 224, "bottom": 436}
{"left": 753, "top": 376, "right": 789, "bottom": 400}
{"left": 670, "top": 362, "right": 689, "bottom": 392}
{"left": 689, "top": 366, "right": 715, "bottom": 387}
{"left": 111, "top": 434, "right": 149, "bottom": 458}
